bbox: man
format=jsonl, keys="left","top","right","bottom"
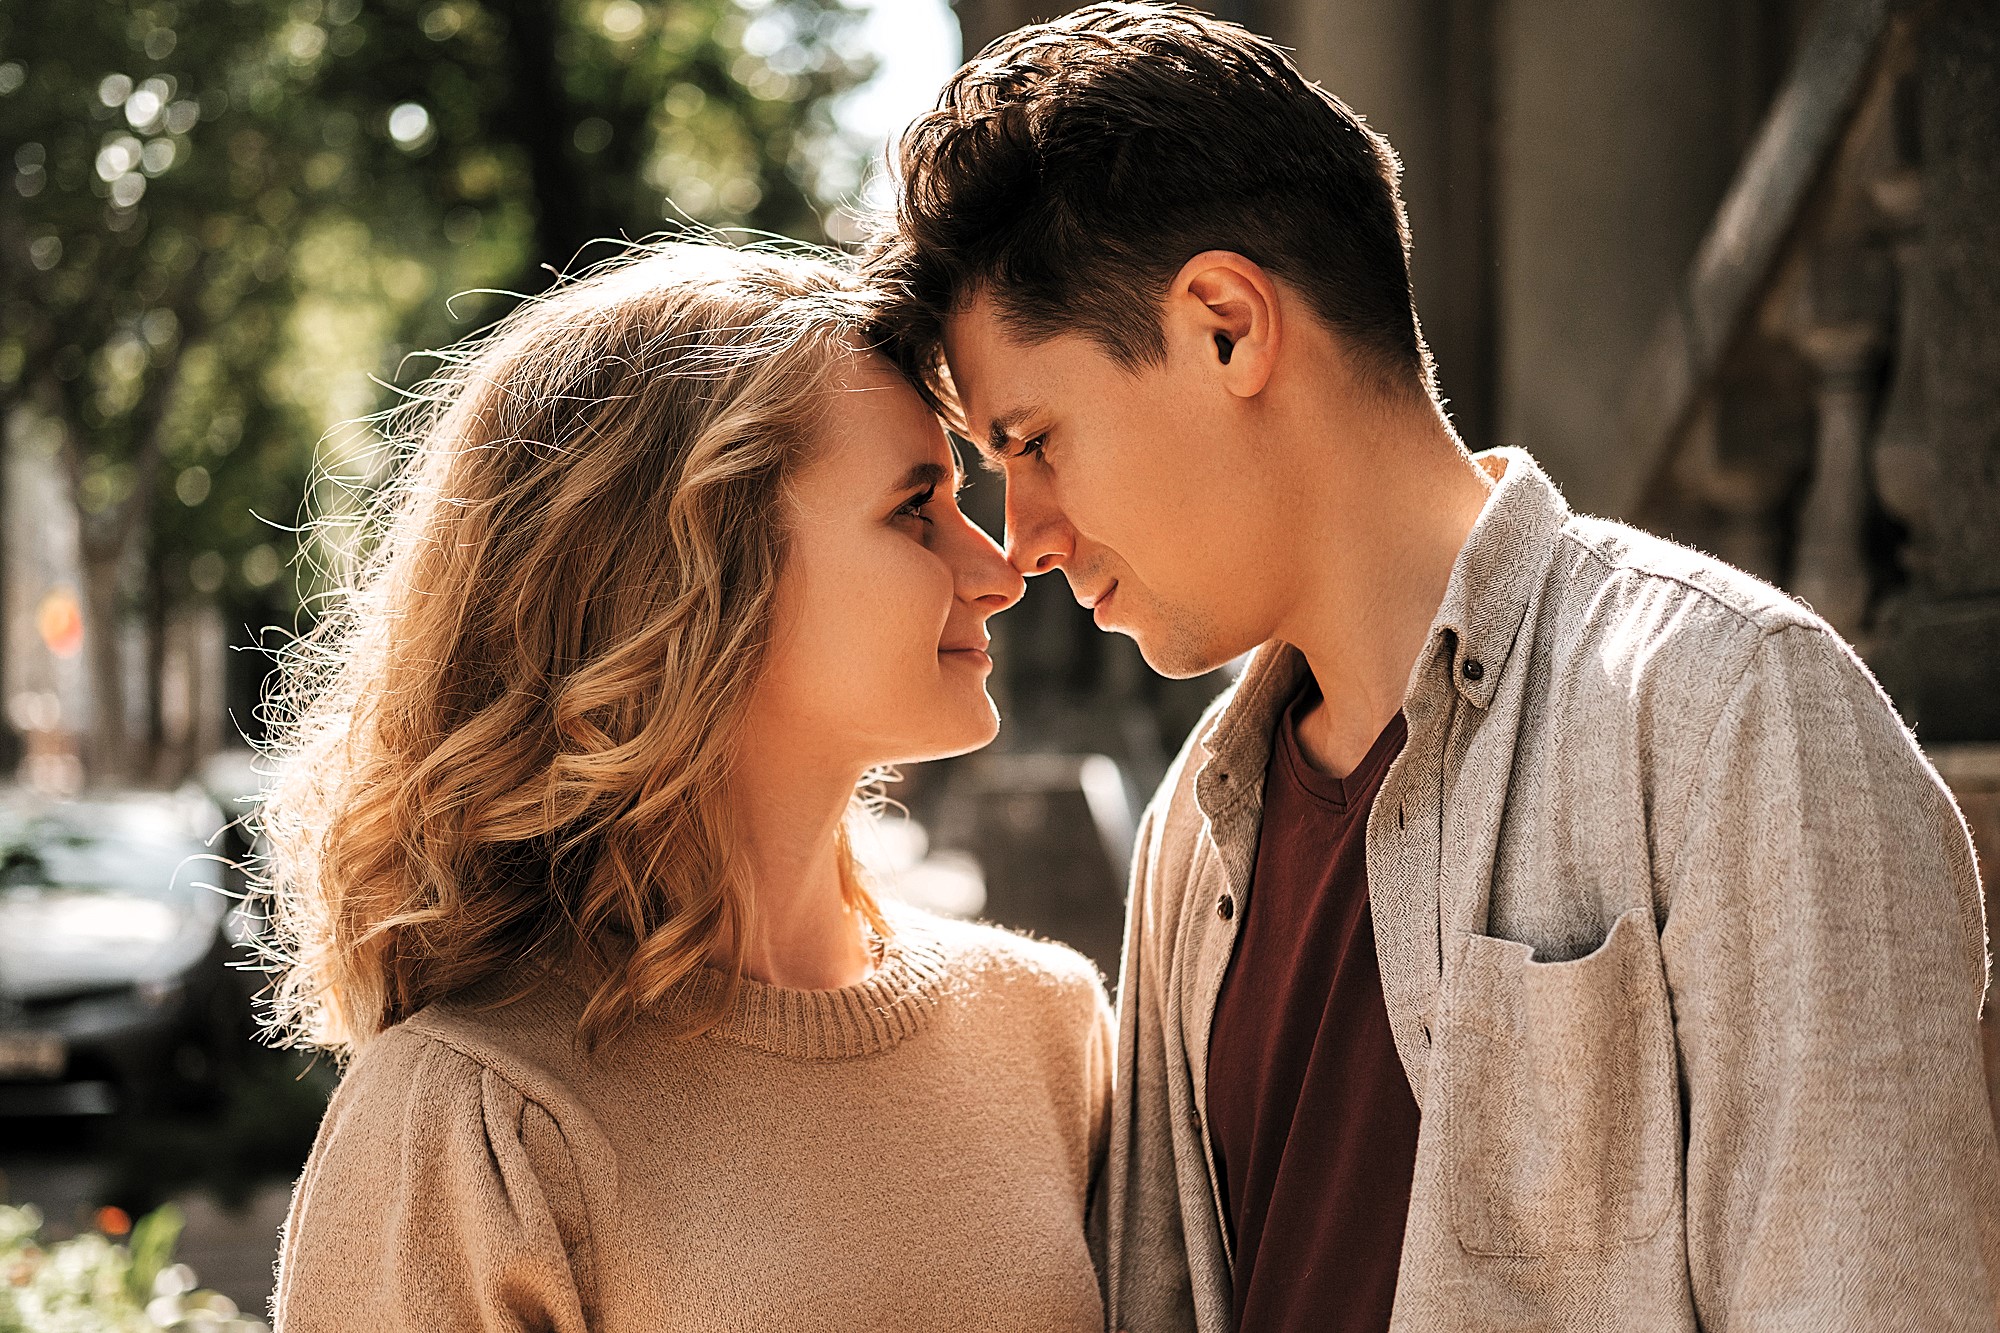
{"left": 867, "top": 4, "right": 2000, "bottom": 1331}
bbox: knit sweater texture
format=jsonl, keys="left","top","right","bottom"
{"left": 273, "top": 906, "right": 1113, "bottom": 1332}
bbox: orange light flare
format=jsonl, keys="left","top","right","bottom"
{"left": 36, "top": 588, "right": 84, "bottom": 659}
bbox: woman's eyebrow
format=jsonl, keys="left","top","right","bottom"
{"left": 891, "top": 461, "right": 951, "bottom": 494}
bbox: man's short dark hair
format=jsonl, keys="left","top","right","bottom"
{"left": 865, "top": 1, "right": 1433, "bottom": 414}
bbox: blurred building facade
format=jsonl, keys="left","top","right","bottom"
{"left": 950, "top": 0, "right": 2000, "bottom": 1107}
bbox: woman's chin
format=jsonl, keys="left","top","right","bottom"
{"left": 889, "top": 695, "right": 1002, "bottom": 765}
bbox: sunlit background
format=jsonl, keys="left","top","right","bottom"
{"left": 3, "top": 0, "right": 1997, "bottom": 1324}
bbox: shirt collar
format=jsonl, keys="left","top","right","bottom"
{"left": 1195, "top": 447, "right": 1569, "bottom": 807}
{"left": 1430, "top": 447, "right": 1570, "bottom": 710}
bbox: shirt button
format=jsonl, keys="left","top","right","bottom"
{"left": 1462, "top": 658, "right": 1485, "bottom": 682}
{"left": 1216, "top": 894, "right": 1235, "bottom": 922}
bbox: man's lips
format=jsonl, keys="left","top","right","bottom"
{"left": 1083, "top": 581, "right": 1118, "bottom": 625}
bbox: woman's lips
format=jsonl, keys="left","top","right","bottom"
{"left": 939, "top": 646, "right": 993, "bottom": 670}
{"left": 939, "top": 634, "right": 992, "bottom": 667}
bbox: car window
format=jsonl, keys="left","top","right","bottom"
{"left": 0, "top": 801, "right": 214, "bottom": 902}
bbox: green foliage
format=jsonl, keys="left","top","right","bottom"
{"left": 0, "top": 1203, "right": 263, "bottom": 1333}
{"left": 1, "top": 0, "right": 308, "bottom": 600}
{"left": 306, "top": 0, "right": 871, "bottom": 278}
{"left": 0, "top": 0, "right": 870, "bottom": 753}
{"left": 119, "top": 1205, "right": 181, "bottom": 1307}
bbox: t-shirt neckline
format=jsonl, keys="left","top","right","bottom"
{"left": 1276, "top": 685, "right": 1407, "bottom": 811}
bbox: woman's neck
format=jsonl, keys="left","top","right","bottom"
{"left": 720, "top": 741, "right": 876, "bottom": 991}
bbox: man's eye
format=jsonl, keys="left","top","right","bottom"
{"left": 1017, "top": 434, "right": 1048, "bottom": 460}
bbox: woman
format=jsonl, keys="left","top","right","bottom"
{"left": 261, "top": 242, "right": 1112, "bottom": 1332}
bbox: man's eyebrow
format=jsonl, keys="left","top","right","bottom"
{"left": 984, "top": 406, "right": 1038, "bottom": 456}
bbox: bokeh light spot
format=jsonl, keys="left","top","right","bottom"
{"left": 601, "top": 0, "right": 645, "bottom": 40}
{"left": 387, "top": 102, "right": 432, "bottom": 148}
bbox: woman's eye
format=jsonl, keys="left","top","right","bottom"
{"left": 896, "top": 486, "right": 937, "bottom": 523}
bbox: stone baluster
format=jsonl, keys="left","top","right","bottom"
{"left": 1790, "top": 321, "right": 1883, "bottom": 640}
{"left": 1865, "top": 169, "right": 1927, "bottom": 572}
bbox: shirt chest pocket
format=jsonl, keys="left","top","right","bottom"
{"left": 1437, "top": 906, "right": 1679, "bottom": 1257}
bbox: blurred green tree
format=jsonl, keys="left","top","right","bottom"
{"left": 317, "top": 0, "right": 869, "bottom": 293}
{"left": 0, "top": 0, "right": 308, "bottom": 779}
{"left": 0, "top": 0, "right": 870, "bottom": 781}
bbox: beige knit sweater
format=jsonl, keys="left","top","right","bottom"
{"left": 273, "top": 907, "right": 1113, "bottom": 1332}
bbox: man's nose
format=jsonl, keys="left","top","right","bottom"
{"left": 1003, "top": 476, "right": 1070, "bottom": 576}
{"left": 968, "top": 540, "right": 1026, "bottom": 615}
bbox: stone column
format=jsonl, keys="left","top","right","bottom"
{"left": 1869, "top": 0, "right": 2000, "bottom": 745}
{"left": 1868, "top": 161, "right": 1930, "bottom": 582}
{"left": 1492, "top": 0, "right": 1764, "bottom": 514}
{"left": 1280, "top": 0, "right": 1499, "bottom": 448}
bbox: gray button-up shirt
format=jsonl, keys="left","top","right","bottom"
{"left": 1101, "top": 448, "right": 2000, "bottom": 1331}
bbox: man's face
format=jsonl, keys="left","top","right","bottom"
{"left": 942, "top": 290, "right": 1281, "bottom": 679}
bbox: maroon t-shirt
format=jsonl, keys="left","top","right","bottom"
{"left": 1206, "top": 686, "right": 1419, "bottom": 1333}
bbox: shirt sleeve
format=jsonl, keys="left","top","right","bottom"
{"left": 1662, "top": 621, "right": 2000, "bottom": 1327}
{"left": 1082, "top": 958, "right": 1116, "bottom": 1301}
{"left": 274, "top": 1031, "right": 595, "bottom": 1333}
{"left": 1085, "top": 969, "right": 1116, "bottom": 1189}
{"left": 1099, "top": 800, "right": 1202, "bottom": 1333}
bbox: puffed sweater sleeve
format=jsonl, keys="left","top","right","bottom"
{"left": 1098, "top": 799, "right": 1202, "bottom": 1333}
{"left": 273, "top": 1027, "right": 596, "bottom": 1333}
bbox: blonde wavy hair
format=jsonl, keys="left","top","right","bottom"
{"left": 256, "top": 241, "right": 889, "bottom": 1059}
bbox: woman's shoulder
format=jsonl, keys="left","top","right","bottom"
{"left": 404, "top": 977, "right": 590, "bottom": 1083}
{"left": 889, "top": 907, "right": 1114, "bottom": 1148}
{"left": 320, "top": 979, "right": 608, "bottom": 1162}
{"left": 892, "top": 904, "right": 1111, "bottom": 1024}
{"left": 278, "top": 993, "right": 603, "bottom": 1330}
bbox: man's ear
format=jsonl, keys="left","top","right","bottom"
{"left": 1169, "top": 250, "right": 1280, "bottom": 399}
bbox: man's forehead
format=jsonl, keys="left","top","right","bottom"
{"left": 941, "top": 285, "right": 1009, "bottom": 347}
{"left": 941, "top": 290, "right": 1047, "bottom": 379}
{"left": 941, "top": 297, "right": 1048, "bottom": 452}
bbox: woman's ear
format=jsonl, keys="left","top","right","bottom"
{"left": 1171, "top": 250, "right": 1279, "bottom": 398}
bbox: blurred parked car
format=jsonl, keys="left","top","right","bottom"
{"left": 194, "top": 748, "right": 265, "bottom": 866}
{"left": 0, "top": 788, "right": 248, "bottom": 1118}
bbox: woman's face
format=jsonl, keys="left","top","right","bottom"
{"left": 750, "top": 353, "right": 1024, "bottom": 770}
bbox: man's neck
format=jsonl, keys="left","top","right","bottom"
{"left": 1273, "top": 407, "right": 1494, "bottom": 780}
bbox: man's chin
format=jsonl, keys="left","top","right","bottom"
{"left": 1127, "top": 624, "right": 1245, "bottom": 681}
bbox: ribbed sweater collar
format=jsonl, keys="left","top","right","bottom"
{"left": 674, "top": 919, "right": 950, "bottom": 1060}
{"left": 442, "top": 912, "right": 954, "bottom": 1064}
